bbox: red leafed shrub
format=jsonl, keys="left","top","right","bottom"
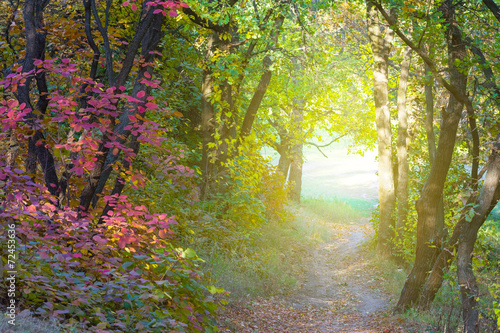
{"left": 0, "top": 50, "right": 222, "bottom": 333}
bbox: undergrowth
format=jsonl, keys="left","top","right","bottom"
{"left": 0, "top": 312, "right": 75, "bottom": 333}
{"left": 369, "top": 216, "right": 500, "bottom": 332}
{"left": 197, "top": 196, "right": 366, "bottom": 300}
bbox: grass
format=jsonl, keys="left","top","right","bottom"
{"left": 368, "top": 255, "right": 408, "bottom": 297}
{"left": 201, "top": 196, "right": 371, "bottom": 300}
{"left": 0, "top": 312, "right": 76, "bottom": 333}
{"left": 301, "top": 196, "right": 374, "bottom": 221}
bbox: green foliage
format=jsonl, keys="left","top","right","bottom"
{"left": 475, "top": 220, "right": 500, "bottom": 326}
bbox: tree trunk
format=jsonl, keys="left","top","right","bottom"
{"left": 239, "top": 15, "right": 284, "bottom": 141}
{"left": 457, "top": 142, "right": 500, "bottom": 333}
{"left": 423, "top": 59, "right": 446, "bottom": 242}
{"left": 78, "top": 7, "right": 163, "bottom": 213}
{"left": 395, "top": 0, "right": 468, "bottom": 311}
{"left": 277, "top": 135, "right": 291, "bottom": 180}
{"left": 239, "top": 55, "right": 273, "bottom": 139}
{"left": 288, "top": 106, "right": 303, "bottom": 203}
{"left": 418, "top": 176, "right": 500, "bottom": 311}
{"left": 395, "top": 46, "right": 412, "bottom": 243}
{"left": 367, "top": 0, "right": 396, "bottom": 257}
{"left": 200, "top": 33, "right": 219, "bottom": 200}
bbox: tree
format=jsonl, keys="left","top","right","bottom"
{"left": 366, "top": 0, "right": 396, "bottom": 257}
{"left": 0, "top": 0, "right": 223, "bottom": 330}
{"left": 395, "top": 46, "right": 411, "bottom": 245}
{"left": 373, "top": 2, "right": 500, "bottom": 331}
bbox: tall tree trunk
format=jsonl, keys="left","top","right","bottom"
{"left": 458, "top": 143, "right": 500, "bottom": 332}
{"left": 239, "top": 15, "right": 284, "bottom": 141}
{"left": 21, "top": 0, "right": 60, "bottom": 197}
{"left": 367, "top": 0, "right": 396, "bottom": 257}
{"left": 239, "top": 55, "right": 273, "bottom": 139}
{"left": 424, "top": 62, "right": 437, "bottom": 165}
{"left": 423, "top": 60, "right": 446, "bottom": 242}
{"left": 288, "top": 106, "right": 303, "bottom": 203}
{"left": 418, "top": 169, "right": 500, "bottom": 310}
{"left": 200, "top": 33, "right": 219, "bottom": 200}
{"left": 395, "top": 0, "right": 468, "bottom": 311}
{"left": 395, "top": 46, "right": 412, "bottom": 244}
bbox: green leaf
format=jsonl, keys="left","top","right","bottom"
{"left": 207, "top": 285, "right": 224, "bottom": 294}
{"left": 121, "top": 261, "right": 134, "bottom": 269}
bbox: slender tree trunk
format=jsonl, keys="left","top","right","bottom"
{"left": 239, "top": 15, "right": 284, "bottom": 141}
{"left": 367, "top": 1, "right": 396, "bottom": 257}
{"left": 395, "top": 0, "right": 468, "bottom": 311}
{"left": 79, "top": 7, "right": 162, "bottom": 213}
{"left": 424, "top": 62, "right": 437, "bottom": 165}
{"left": 239, "top": 56, "right": 273, "bottom": 139}
{"left": 396, "top": 46, "right": 412, "bottom": 243}
{"left": 289, "top": 106, "right": 303, "bottom": 203}
{"left": 200, "top": 34, "right": 219, "bottom": 200}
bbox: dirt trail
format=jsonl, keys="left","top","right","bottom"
{"left": 218, "top": 219, "right": 423, "bottom": 332}
{"left": 289, "top": 220, "right": 390, "bottom": 332}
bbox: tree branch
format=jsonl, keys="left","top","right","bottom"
{"left": 305, "top": 135, "right": 346, "bottom": 158}
{"left": 90, "top": 0, "right": 115, "bottom": 85}
{"left": 372, "top": 1, "right": 471, "bottom": 107}
{"left": 482, "top": 0, "right": 500, "bottom": 23}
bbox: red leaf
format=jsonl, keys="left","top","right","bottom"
{"left": 159, "top": 229, "right": 167, "bottom": 239}
{"left": 131, "top": 3, "right": 137, "bottom": 11}
{"left": 39, "top": 251, "right": 50, "bottom": 259}
{"left": 117, "top": 237, "right": 127, "bottom": 249}
{"left": 137, "top": 90, "right": 145, "bottom": 98}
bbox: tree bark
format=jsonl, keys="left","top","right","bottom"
{"left": 482, "top": 0, "right": 500, "bottom": 23}
{"left": 20, "top": 0, "right": 61, "bottom": 197}
{"left": 395, "top": 0, "right": 468, "bottom": 311}
{"left": 458, "top": 142, "right": 500, "bottom": 332}
{"left": 424, "top": 60, "right": 445, "bottom": 242}
{"left": 395, "top": 46, "right": 411, "bottom": 244}
{"left": 199, "top": 33, "right": 219, "bottom": 200}
{"left": 78, "top": 6, "right": 162, "bottom": 213}
{"left": 239, "top": 56, "right": 273, "bottom": 139}
{"left": 418, "top": 172, "right": 500, "bottom": 310}
{"left": 288, "top": 105, "right": 303, "bottom": 203}
{"left": 367, "top": 0, "right": 396, "bottom": 257}
{"left": 239, "top": 15, "right": 284, "bottom": 141}
{"left": 277, "top": 133, "right": 291, "bottom": 180}
{"left": 424, "top": 62, "right": 437, "bottom": 165}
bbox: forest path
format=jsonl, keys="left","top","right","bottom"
{"left": 289, "top": 219, "right": 388, "bottom": 331}
{"left": 218, "top": 218, "right": 424, "bottom": 332}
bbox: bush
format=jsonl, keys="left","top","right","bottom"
{"left": 0, "top": 165, "right": 222, "bottom": 332}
